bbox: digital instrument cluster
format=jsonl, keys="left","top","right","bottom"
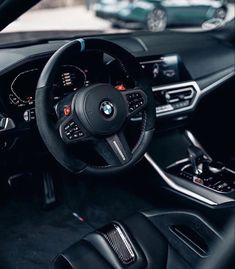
{"left": 9, "top": 68, "right": 40, "bottom": 107}
{"left": 9, "top": 65, "right": 91, "bottom": 109}
{"left": 53, "top": 65, "right": 90, "bottom": 100}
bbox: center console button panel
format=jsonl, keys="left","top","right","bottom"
{"left": 156, "top": 104, "right": 173, "bottom": 113}
{"left": 178, "top": 167, "right": 235, "bottom": 193}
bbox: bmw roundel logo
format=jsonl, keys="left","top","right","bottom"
{"left": 100, "top": 101, "right": 114, "bottom": 118}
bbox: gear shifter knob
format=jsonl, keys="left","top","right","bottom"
{"left": 187, "top": 145, "right": 207, "bottom": 175}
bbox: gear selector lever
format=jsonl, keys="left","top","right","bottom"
{"left": 167, "top": 144, "right": 235, "bottom": 193}
{"left": 187, "top": 145, "right": 209, "bottom": 175}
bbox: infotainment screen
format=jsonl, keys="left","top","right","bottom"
{"left": 140, "top": 55, "right": 191, "bottom": 86}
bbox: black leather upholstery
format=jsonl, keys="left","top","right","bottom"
{"left": 52, "top": 213, "right": 191, "bottom": 269}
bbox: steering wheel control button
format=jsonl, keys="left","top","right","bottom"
{"left": 126, "top": 92, "right": 144, "bottom": 113}
{"left": 64, "top": 120, "right": 84, "bottom": 140}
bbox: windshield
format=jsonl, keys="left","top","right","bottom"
{"left": 1, "top": 0, "right": 235, "bottom": 43}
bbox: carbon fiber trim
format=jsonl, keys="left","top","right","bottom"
{"left": 99, "top": 223, "right": 135, "bottom": 265}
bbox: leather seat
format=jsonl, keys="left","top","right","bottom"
{"left": 52, "top": 212, "right": 193, "bottom": 269}
{"left": 52, "top": 210, "right": 223, "bottom": 269}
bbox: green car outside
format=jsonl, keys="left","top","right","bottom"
{"left": 95, "top": 0, "right": 228, "bottom": 31}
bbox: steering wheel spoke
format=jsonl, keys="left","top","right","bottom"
{"left": 121, "top": 88, "right": 148, "bottom": 118}
{"left": 95, "top": 132, "right": 132, "bottom": 166}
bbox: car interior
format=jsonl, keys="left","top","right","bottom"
{"left": 0, "top": 1, "right": 235, "bottom": 269}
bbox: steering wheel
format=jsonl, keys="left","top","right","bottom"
{"left": 35, "top": 38, "right": 156, "bottom": 175}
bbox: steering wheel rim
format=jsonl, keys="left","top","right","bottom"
{"left": 35, "top": 38, "right": 156, "bottom": 175}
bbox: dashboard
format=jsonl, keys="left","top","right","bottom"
{"left": 0, "top": 50, "right": 194, "bottom": 125}
{"left": 4, "top": 51, "right": 107, "bottom": 111}
{"left": 1, "top": 51, "right": 136, "bottom": 125}
{"left": 0, "top": 31, "right": 234, "bottom": 141}
{"left": 7, "top": 64, "right": 95, "bottom": 122}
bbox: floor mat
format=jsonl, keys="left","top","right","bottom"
{"left": 0, "top": 169, "right": 156, "bottom": 269}
{"left": 63, "top": 175, "right": 154, "bottom": 228}
{"left": 0, "top": 199, "right": 92, "bottom": 269}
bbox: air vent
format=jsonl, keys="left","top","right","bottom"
{"left": 152, "top": 82, "right": 200, "bottom": 116}
{"left": 166, "top": 87, "right": 195, "bottom": 103}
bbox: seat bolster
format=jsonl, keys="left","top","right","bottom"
{"left": 52, "top": 212, "right": 192, "bottom": 269}
{"left": 52, "top": 239, "right": 114, "bottom": 269}
{"left": 85, "top": 224, "right": 147, "bottom": 269}
{"left": 122, "top": 212, "right": 169, "bottom": 269}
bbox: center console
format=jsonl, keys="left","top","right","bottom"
{"left": 145, "top": 130, "right": 235, "bottom": 207}
{"left": 139, "top": 55, "right": 235, "bottom": 207}
{"left": 167, "top": 145, "right": 235, "bottom": 194}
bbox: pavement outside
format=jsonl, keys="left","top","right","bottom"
{"left": 2, "top": 3, "right": 235, "bottom": 33}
